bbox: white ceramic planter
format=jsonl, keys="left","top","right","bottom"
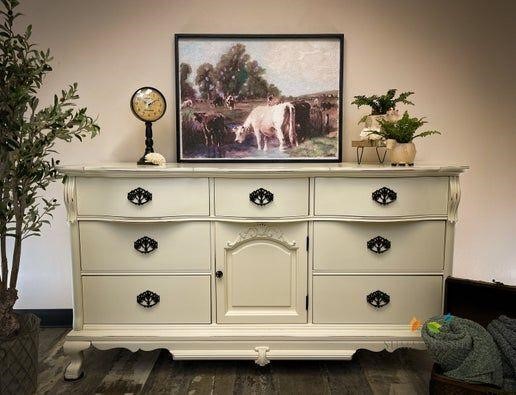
{"left": 361, "top": 112, "right": 402, "bottom": 141}
{"left": 364, "top": 115, "right": 384, "bottom": 129}
{"left": 386, "top": 140, "right": 417, "bottom": 166}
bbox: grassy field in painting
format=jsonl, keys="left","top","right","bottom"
{"left": 180, "top": 95, "right": 339, "bottom": 160}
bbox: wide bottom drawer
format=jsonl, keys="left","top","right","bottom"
{"left": 82, "top": 275, "right": 211, "bottom": 324}
{"left": 313, "top": 275, "right": 442, "bottom": 324}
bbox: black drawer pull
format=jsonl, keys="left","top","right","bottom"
{"left": 136, "top": 290, "right": 160, "bottom": 308}
{"left": 367, "top": 290, "right": 390, "bottom": 308}
{"left": 215, "top": 270, "right": 224, "bottom": 278}
{"left": 372, "top": 187, "right": 397, "bottom": 205}
{"left": 134, "top": 236, "right": 158, "bottom": 254}
{"left": 249, "top": 188, "right": 274, "bottom": 206}
{"left": 127, "top": 187, "right": 152, "bottom": 205}
{"left": 367, "top": 236, "right": 391, "bottom": 254}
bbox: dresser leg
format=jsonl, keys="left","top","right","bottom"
{"left": 63, "top": 340, "right": 91, "bottom": 381}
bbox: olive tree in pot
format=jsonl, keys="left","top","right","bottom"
{"left": 0, "top": 0, "right": 99, "bottom": 392}
{"left": 373, "top": 111, "right": 441, "bottom": 166}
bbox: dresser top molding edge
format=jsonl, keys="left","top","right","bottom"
{"left": 57, "top": 163, "right": 468, "bottom": 178}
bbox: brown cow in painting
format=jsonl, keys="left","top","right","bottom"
{"left": 321, "top": 101, "right": 334, "bottom": 110}
{"left": 193, "top": 112, "right": 226, "bottom": 158}
{"left": 212, "top": 95, "right": 224, "bottom": 107}
{"left": 292, "top": 100, "right": 311, "bottom": 142}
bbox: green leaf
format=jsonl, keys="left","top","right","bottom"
{"left": 413, "top": 130, "right": 441, "bottom": 139}
{"left": 358, "top": 114, "right": 369, "bottom": 125}
{"left": 427, "top": 321, "right": 442, "bottom": 334}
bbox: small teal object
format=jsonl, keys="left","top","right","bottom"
{"left": 443, "top": 313, "right": 453, "bottom": 323}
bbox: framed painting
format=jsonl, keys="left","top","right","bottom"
{"left": 175, "top": 34, "right": 343, "bottom": 162}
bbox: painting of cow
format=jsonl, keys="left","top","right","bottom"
{"left": 233, "top": 102, "right": 297, "bottom": 152}
{"left": 175, "top": 34, "right": 343, "bottom": 162}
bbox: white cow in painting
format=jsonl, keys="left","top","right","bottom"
{"left": 233, "top": 103, "right": 297, "bottom": 152}
{"left": 181, "top": 99, "right": 193, "bottom": 108}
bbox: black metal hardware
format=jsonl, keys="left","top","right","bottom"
{"left": 127, "top": 187, "right": 152, "bottom": 206}
{"left": 372, "top": 187, "right": 397, "bottom": 205}
{"left": 367, "top": 236, "right": 391, "bottom": 254}
{"left": 306, "top": 236, "right": 309, "bottom": 251}
{"left": 305, "top": 295, "right": 309, "bottom": 310}
{"left": 366, "top": 290, "right": 390, "bottom": 308}
{"left": 136, "top": 290, "right": 160, "bottom": 308}
{"left": 215, "top": 270, "right": 224, "bottom": 278}
{"left": 134, "top": 236, "right": 158, "bottom": 254}
{"left": 249, "top": 188, "right": 274, "bottom": 206}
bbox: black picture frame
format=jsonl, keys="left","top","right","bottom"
{"left": 174, "top": 33, "right": 344, "bottom": 163}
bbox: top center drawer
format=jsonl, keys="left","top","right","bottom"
{"left": 214, "top": 178, "right": 309, "bottom": 218}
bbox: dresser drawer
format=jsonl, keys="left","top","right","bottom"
{"left": 76, "top": 177, "right": 209, "bottom": 217}
{"left": 313, "top": 221, "right": 445, "bottom": 273}
{"left": 313, "top": 275, "right": 442, "bottom": 324}
{"left": 79, "top": 221, "right": 210, "bottom": 273}
{"left": 82, "top": 275, "right": 211, "bottom": 324}
{"left": 214, "top": 178, "right": 309, "bottom": 218}
{"left": 314, "top": 177, "right": 448, "bottom": 217}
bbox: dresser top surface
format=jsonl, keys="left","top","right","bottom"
{"left": 58, "top": 162, "right": 468, "bottom": 177}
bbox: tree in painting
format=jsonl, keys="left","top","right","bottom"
{"left": 179, "top": 63, "right": 196, "bottom": 100}
{"left": 241, "top": 60, "right": 278, "bottom": 99}
{"left": 195, "top": 63, "right": 217, "bottom": 100}
{"left": 215, "top": 44, "right": 250, "bottom": 97}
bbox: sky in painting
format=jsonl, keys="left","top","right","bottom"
{"left": 177, "top": 38, "right": 341, "bottom": 97}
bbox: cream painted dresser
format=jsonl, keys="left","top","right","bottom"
{"left": 59, "top": 163, "right": 467, "bottom": 379}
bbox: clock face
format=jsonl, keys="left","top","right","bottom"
{"left": 131, "top": 87, "right": 167, "bottom": 122}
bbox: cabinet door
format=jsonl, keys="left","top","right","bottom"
{"left": 216, "top": 222, "right": 308, "bottom": 323}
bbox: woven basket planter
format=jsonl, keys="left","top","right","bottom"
{"left": 0, "top": 313, "right": 40, "bottom": 395}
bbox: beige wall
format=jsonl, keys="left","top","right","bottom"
{"left": 15, "top": 0, "right": 515, "bottom": 308}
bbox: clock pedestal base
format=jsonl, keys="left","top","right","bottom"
{"left": 137, "top": 121, "right": 157, "bottom": 165}
{"left": 137, "top": 157, "right": 158, "bottom": 166}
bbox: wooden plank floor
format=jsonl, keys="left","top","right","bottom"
{"left": 37, "top": 328, "right": 434, "bottom": 394}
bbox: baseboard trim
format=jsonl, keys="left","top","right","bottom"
{"left": 15, "top": 309, "right": 72, "bottom": 327}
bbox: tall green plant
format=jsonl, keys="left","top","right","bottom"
{"left": 373, "top": 111, "right": 440, "bottom": 143}
{"left": 0, "top": 0, "right": 99, "bottom": 337}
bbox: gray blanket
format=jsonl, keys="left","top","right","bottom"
{"left": 422, "top": 315, "right": 503, "bottom": 387}
{"left": 487, "top": 315, "right": 516, "bottom": 391}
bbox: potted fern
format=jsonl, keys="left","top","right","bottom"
{"left": 373, "top": 111, "right": 441, "bottom": 166}
{"left": 0, "top": 0, "right": 99, "bottom": 392}
{"left": 351, "top": 89, "right": 414, "bottom": 134}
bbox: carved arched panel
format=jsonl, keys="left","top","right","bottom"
{"left": 216, "top": 223, "right": 307, "bottom": 324}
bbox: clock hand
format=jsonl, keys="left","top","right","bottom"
{"left": 143, "top": 99, "right": 157, "bottom": 109}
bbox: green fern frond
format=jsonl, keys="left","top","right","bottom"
{"left": 351, "top": 90, "right": 414, "bottom": 115}
{"left": 375, "top": 111, "right": 441, "bottom": 143}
